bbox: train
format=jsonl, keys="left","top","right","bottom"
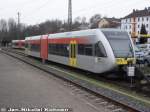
{"left": 22, "top": 28, "right": 135, "bottom": 73}
{"left": 12, "top": 40, "right": 25, "bottom": 49}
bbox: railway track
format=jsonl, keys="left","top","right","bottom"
{"left": 1, "top": 48, "right": 150, "bottom": 112}
{"left": 6, "top": 48, "right": 150, "bottom": 97}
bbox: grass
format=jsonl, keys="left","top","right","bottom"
{"left": 45, "top": 63, "right": 150, "bottom": 107}
{"left": 139, "top": 66, "right": 150, "bottom": 76}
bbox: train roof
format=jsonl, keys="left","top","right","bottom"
{"left": 12, "top": 40, "right": 25, "bottom": 43}
{"left": 25, "top": 35, "right": 41, "bottom": 40}
{"left": 25, "top": 29, "right": 98, "bottom": 40}
{"left": 48, "top": 28, "right": 127, "bottom": 38}
{"left": 25, "top": 28, "right": 127, "bottom": 40}
{"left": 49, "top": 29, "right": 97, "bottom": 38}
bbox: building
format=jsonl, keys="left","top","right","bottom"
{"left": 98, "top": 18, "right": 121, "bottom": 28}
{"left": 121, "top": 7, "right": 150, "bottom": 42}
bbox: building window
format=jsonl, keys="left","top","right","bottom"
{"left": 138, "top": 31, "right": 140, "bottom": 34}
{"left": 129, "top": 25, "right": 131, "bottom": 29}
{"left": 142, "top": 17, "right": 144, "bottom": 21}
{"left": 147, "top": 17, "right": 149, "bottom": 21}
{"left": 138, "top": 25, "right": 140, "bottom": 28}
{"left": 146, "top": 24, "right": 148, "bottom": 28}
{"left": 138, "top": 17, "right": 140, "bottom": 21}
{"left": 126, "top": 19, "right": 127, "bottom": 22}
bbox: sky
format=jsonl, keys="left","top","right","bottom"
{"left": 0, "top": 0, "right": 150, "bottom": 25}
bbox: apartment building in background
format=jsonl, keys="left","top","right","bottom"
{"left": 121, "top": 7, "right": 150, "bottom": 42}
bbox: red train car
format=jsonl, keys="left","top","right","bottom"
{"left": 25, "top": 35, "right": 48, "bottom": 60}
{"left": 12, "top": 40, "right": 25, "bottom": 49}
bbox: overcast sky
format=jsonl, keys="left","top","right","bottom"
{"left": 0, "top": 0, "right": 150, "bottom": 25}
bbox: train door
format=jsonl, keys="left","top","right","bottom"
{"left": 69, "top": 40, "right": 77, "bottom": 67}
{"left": 40, "top": 35, "right": 48, "bottom": 60}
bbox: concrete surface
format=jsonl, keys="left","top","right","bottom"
{"left": 0, "top": 52, "right": 105, "bottom": 112}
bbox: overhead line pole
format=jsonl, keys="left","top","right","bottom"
{"left": 17, "top": 12, "right": 20, "bottom": 40}
{"left": 68, "top": 0, "right": 72, "bottom": 31}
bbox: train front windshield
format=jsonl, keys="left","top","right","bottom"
{"left": 102, "top": 30, "right": 134, "bottom": 58}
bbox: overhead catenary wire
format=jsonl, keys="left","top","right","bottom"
{"left": 50, "top": 0, "right": 117, "bottom": 20}
{"left": 22, "top": 0, "right": 54, "bottom": 21}
{"left": 6, "top": 0, "right": 147, "bottom": 23}
{"left": 55, "top": 0, "right": 132, "bottom": 20}
{"left": 21, "top": 0, "right": 117, "bottom": 21}
{"left": 0, "top": 0, "right": 46, "bottom": 23}
{"left": 64, "top": 0, "right": 150, "bottom": 19}
{"left": 2, "top": 0, "right": 148, "bottom": 25}
{"left": 72, "top": 0, "right": 142, "bottom": 18}
{"left": 0, "top": 0, "right": 43, "bottom": 13}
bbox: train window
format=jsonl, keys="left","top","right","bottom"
{"left": 95, "top": 41, "right": 107, "bottom": 57}
{"left": 30, "top": 44, "right": 40, "bottom": 52}
{"left": 55, "top": 44, "right": 60, "bottom": 54}
{"left": 48, "top": 44, "right": 52, "bottom": 53}
{"left": 22, "top": 43, "right": 25, "bottom": 47}
{"left": 49, "top": 44, "right": 56, "bottom": 54}
{"left": 63, "top": 44, "right": 69, "bottom": 57}
{"left": 78, "top": 44, "right": 85, "bottom": 55}
{"left": 85, "top": 45, "right": 93, "bottom": 56}
{"left": 102, "top": 31, "right": 129, "bottom": 39}
{"left": 78, "top": 44, "right": 93, "bottom": 56}
{"left": 15, "top": 43, "right": 18, "bottom": 46}
{"left": 48, "top": 44, "right": 69, "bottom": 57}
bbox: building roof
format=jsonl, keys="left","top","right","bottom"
{"left": 104, "top": 17, "right": 120, "bottom": 23}
{"left": 124, "top": 7, "right": 150, "bottom": 19}
{"left": 98, "top": 17, "right": 121, "bottom": 28}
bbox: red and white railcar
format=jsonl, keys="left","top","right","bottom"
{"left": 12, "top": 40, "right": 25, "bottom": 49}
{"left": 25, "top": 29, "right": 135, "bottom": 73}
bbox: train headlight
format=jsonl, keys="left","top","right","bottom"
{"left": 116, "top": 58, "right": 135, "bottom": 65}
{"left": 116, "top": 58, "right": 128, "bottom": 65}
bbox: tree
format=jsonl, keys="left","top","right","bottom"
{"left": 39, "top": 19, "right": 62, "bottom": 33}
{"left": 71, "top": 17, "right": 82, "bottom": 30}
{"left": 7, "top": 18, "right": 18, "bottom": 40}
{"left": 89, "top": 14, "right": 101, "bottom": 29}
{"left": 139, "top": 24, "right": 147, "bottom": 44}
{"left": 81, "top": 17, "right": 87, "bottom": 24}
{"left": 0, "top": 19, "right": 7, "bottom": 41}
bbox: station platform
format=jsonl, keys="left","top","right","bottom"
{"left": 0, "top": 52, "right": 105, "bottom": 112}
